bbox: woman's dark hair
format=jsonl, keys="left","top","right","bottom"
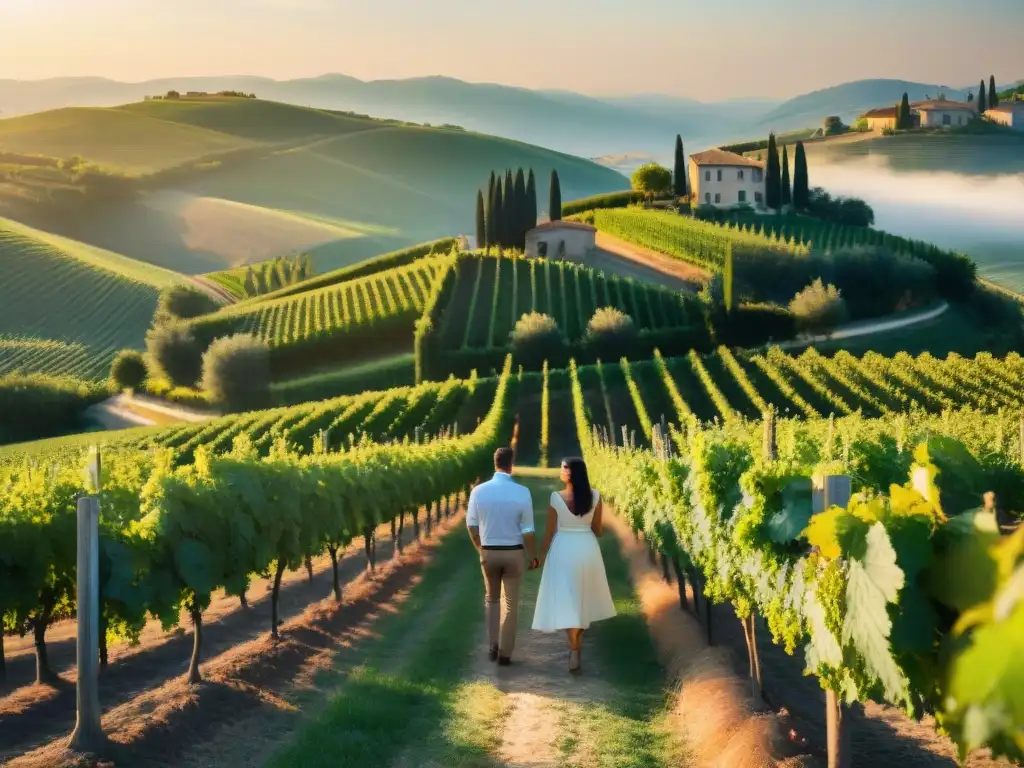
{"left": 562, "top": 457, "right": 593, "bottom": 517}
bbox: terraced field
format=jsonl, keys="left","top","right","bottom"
{"left": 191, "top": 254, "right": 449, "bottom": 353}
{"left": 0, "top": 217, "right": 183, "bottom": 380}
{"left": 436, "top": 253, "right": 703, "bottom": 350}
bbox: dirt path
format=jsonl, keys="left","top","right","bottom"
{"left": 594, "top": 231, "right": 709, "bottom": 292}
{"left": 0, "top": 506, "right": 452, "bottom": 766}
{"left": 465, "top": 568, "right": 619, "bottom": 768}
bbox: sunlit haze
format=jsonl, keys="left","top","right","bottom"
{"left": 3, "top": 0, "right": 1022, "bottom": 100}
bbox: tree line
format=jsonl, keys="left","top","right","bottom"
{"left": 763, "top": 134, "right": 809, "bottom": 210}
{"left": 476, "top": 168, "right": 541, "bottom": 251}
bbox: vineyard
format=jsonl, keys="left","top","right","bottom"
{"left": 0, "top": 358, "right": 513, "bottom": 701}
{"left": 568, "top": 361, "right": 1024, "bottom": 764}
{"left": 188, "top": 253, "right": 453, "bottom": 369}
{"left": 0, "top": 219, "right": 180, "bottom": 380}
{"left": 415, "top": 251, "right": 709, "bottom": 380}
{"left": 582, "top": 208, "right": 808, "bottom": 273}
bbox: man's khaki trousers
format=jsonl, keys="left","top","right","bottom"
{"left": 480, "top": 548, "right": 525, "bottom": 657}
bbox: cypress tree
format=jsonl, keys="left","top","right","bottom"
{"left": 493, "top": 182, "right": 504, "bottom": 252}
{"left": 899, "top": 92, "right": 911, "bottom": 129}
{"left": 475, "top": 189, "right": 486, "bottom": 251}
{"left": 503, "top": 171, "right": 516, "bottom": 248}
{"left": 526, "top": 169, "right": 538, "bottom": 232}
{"left": 549, "top": 170, "right": 562, "bottom": 221}
{"left": 487, "top": 175, "right": 500, "bottom": 250}
{"left": 780, "top": 145, "right": 792, "bottom": 207}
{"left": 989, "top": 75, "right": 999, "bottom": 108}
{"left": 513, "top": 168, "right": 527, "bottom": 249}
{"left": 792, "top": 141, "right": 809, "bottom": 210}
{"left": 978, "top": 80, "right": 988, "bottom": 113}
{"left": 765, "top": 133, "right": 781, "bottom": 210}
{"left": 673, "top": 135, "right": 687, "bottom": 197}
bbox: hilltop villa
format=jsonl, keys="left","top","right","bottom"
{"left": 985, "top": 103, "right": 1024, "bottom": 130}
{"left": 859, "top": 98, "right": 977, "bottom": 131}
{"left": 525, "top": 220, "right": 597, "bottom": 261}
{"left": 689, "top": 149, "right": 766, "bottom": 210}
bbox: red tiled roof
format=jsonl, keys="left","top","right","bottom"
{"left": 529, "top": 220, "right": 596, "bottom": 233}
{"left": 913, "top": 99, "right": 976, "bottom": 111}
{"left": 691, "top": 149, "right": 764, "bottom": 168}
{"left": 861, "top": 106, "right": 898, "bottom": 118}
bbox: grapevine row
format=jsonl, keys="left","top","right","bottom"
{"left": 570, "top": 361, "right": 1024, "bottom": 764}
{"left": 0, "top": 357, "right": 515, "bottom": 688}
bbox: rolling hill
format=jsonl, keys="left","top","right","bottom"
{"left": 756, "top": 78, "right": 974, "bottom": 131}
{"left": 0, "top": 74, "right": 769, "bottom": 158}
{"left": 0, "top": 98, "right": 628, "bottom": 275}
{"left": 0, "top": 216, "right": 182, "bottom": 380}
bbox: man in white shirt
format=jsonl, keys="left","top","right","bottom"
{"left": 467, "top": 446, "right": 538, "bottom": 665}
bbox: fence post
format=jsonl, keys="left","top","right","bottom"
{"left": 813, "top": 475, "right": 852, "bottom": 514}
{"left": 68, "top": 494, "right": 104, "bottom": 753}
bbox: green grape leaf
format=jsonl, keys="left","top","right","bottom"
{"left": 886, "top": 514, "right": 934, "bottom": 582}
{"left": 767, "top": 478, "right": 814, "bottom": 544}
{"left": 841, "top": 522, "right": 906, "bottom": 703}
{"left": 929, "top": 511, "right": 1000, "bottom": 612}
{"left": 946, "top": 586, "right": 1024, "bottom": 759}
{"left": 890, "top": 584, "right": 936, "bottom": 654}
{"left": 804, "top": 587, "right": 842, "bottom": 670}
{"left": 174, "top": 539, "right": 218, "bottom": 596}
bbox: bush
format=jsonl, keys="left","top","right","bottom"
{"left": 631, "top": 163, "right": 673, "bottom": 200}
{"left": 146, "top": 321, "right": 203, "bottom": 387}
{"left": 510, "top": 313, "right": 567, "bottom": 370}
{"left": 789, "top": 280, "right": 848, "bottom": 335}
{"left": 734, "top": 245, "right": 936, "bottom": 320}
{"left": 807, "top": 187, "right": 874, "bottom": 228}
{"left": 709, "top": 303, "right": 796, "bottom": 347}
{"left": 201, "top": 334, "right": 271, "bottom": 412}
{"left": 109, "top": 350, "right": 147, "bottom": 391}
{"left": 0, "top": 374, "right": 107, "bottom": 445}
{"left": 155, "top": 284, "right": 220, "bottom": 324}
{"left": 585, "top": 307, "right": 637, "bottom": 360}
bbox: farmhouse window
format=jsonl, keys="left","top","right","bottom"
{"left": 705, "top": 170, "right": 711, "bottom": 181}
{"left": 716, "top": 169, "right": 722, "bottom": 181}
{"left": 754, "top": 191, "right": 763, "bottom": 204}
{"left": 737, "top": 170, "right": 744, "bottom": 180}
{"left": 738, "top": 191, "right": 747, "bottom": 203}
{"left": 538, "top": 241, "right": 548, "bottom": 257}
{"left": 714, "top": 193, "right": 721, "bottom": 204}
{"left": 705, "top": 192, "right": 711, "bottom": 203}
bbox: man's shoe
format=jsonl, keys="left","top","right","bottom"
{"left": 489, "top": 646, "right": 499, "bottom": 662}
{"left": 498, "top": 656, "right": 512, "bottom": 666}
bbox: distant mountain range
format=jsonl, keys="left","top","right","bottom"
{"left": 0, "top": 74, "right": 1016, "bottom": 163}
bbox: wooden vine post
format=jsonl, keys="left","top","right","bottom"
{"left": 69, "top": 447, "right": 105, "bottom": 753}
{"left": 813, "top": 470, "right": 853, "bottom": 768}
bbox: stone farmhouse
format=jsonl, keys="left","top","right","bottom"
{"left": 524, "top": 220, "right": 597, "bottom": 261}
{"left": 689, "top": 149, "right": 766, "bottom": 210}
{"left": 860, "top": 98, "right": 977, "bottom": 131}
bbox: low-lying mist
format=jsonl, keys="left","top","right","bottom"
{"left": 809, "top": 157, "right": 1024, "bottom": 286}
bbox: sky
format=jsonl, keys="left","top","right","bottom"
{"left": 2, "top": 0, "right": 1022, "bottom": 101}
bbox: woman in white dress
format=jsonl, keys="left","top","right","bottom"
{"left": 532, "top": 457, "right": 617, "bottom": 673}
